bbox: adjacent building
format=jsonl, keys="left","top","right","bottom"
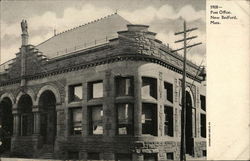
{"left": 0, "top": 13, "right": 206, "bottom": 160}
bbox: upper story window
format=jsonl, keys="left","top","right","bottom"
{"left": 200, "top": 95, "right": 206, "bottom": 111}
{"left": 164, "top": 106, "right": 173, "bottom": 137}
{"left": 70, "top": 108, "right": 82, "bottom": 135}
{"left": 116, "top": 103, "right": 134, "bottom": 135}
{"left": 142, "top": 103, "right": 157, "bottom": 136}
{"left": 164, "top": 82, "right": 173, "bottom": 103}
{"left": 115, "top": 76, "right": 134, "bottom": 96}
{"left": 88, "top": 105, "right": 103, "bottom": 135}
{"left": 69, "top": 84, "right": 82, "bottom": 102}
{"left": 88, "top": 81, "right": 103, "bottom": 99}
{"left": 142, "top": 77, "right": 157, "bottom": 99}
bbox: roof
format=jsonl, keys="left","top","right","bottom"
{"left": 36, "top": 13, "right": 131, "bottom": 58}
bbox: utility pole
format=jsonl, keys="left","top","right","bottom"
{"left": 173, "top": 20, "right": 202, "bottom": 161}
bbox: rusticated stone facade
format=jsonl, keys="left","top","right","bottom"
{"left": 0, "top": 15, "right": 206, "bottom": 161}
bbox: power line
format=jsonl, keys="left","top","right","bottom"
{"left": 174, "top": 20, "right": 202, "bottom": 161}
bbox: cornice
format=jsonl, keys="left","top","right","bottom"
{"left": 0, "top": 54, "right": 202, "bottom": 87}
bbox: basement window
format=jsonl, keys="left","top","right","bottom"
{"left": 202, "top": 150, "right": 207, "bottom": 157}
{"left": 164, "top": 106, "right": 173, "bottom": 137}
{"left": 115, "top": 153, "right": 132, "bottom": 161}
{"left": 142, "top": 103, "right": 157, "bottom": 136}
{"left": 142, "top": 77, "right": 157, "bottom": 99}
{"left": 69, "top": 84, "right": 82, "bottom": 102}
{"left": 70, "top": 108, "right": 82, "bottom": 135}
{"left": 87, "top": 152, "right": 100, "bottom": 160}
{"left": 117, "top": 103, "right": 134, "bottom": 135}
{"left": 116, "top": 76, "right": 134, "bottom": 96}
{"left": 88, "top": 81, "right": 103, "bottom": 99}
{"left": 200, "top": 114, "right": 206, "bottom": 138}
{"left": 144, "top": 153, "right": 157, "bottom": 161}
{"left": 68, "top": 151, "right": 79, "bottom": 160}
{"left": 200, "top": 95, "right": 206, "bottom": 111}
{"left": 164, "top": 82, "right": 173, "bottom": 103}
{"left": 166, "top": 152, "right": 174, "bottom": 160}
{"left": 88, "top": 106, "right": 103, "bottom": 135}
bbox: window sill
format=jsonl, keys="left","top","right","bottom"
{"left": 141, "top": 98, "right": 157, "bottom": 104}
{"left": 115, "top": 96, "right": 134, "bottom": 102}
{"left": 87, "top": 98, "right": 103, "bottom": 105}
{"left": 68, "top": 101, "right": 82, "bottom": 107}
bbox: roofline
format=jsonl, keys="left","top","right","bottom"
{"left": 35, "top": 13, "right": 128, "bottom": 47}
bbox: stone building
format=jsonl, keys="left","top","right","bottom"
{"left": 0, "top": 13, "right": 206, "bottom": 160}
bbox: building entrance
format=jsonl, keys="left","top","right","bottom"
{"left": 39, "top": 91, "right": 57, "bottom": 145}
{"left": 0, "top": 97, "right": 13, "bottom": 154}
{"left": 185, "top": 91, "right": 194, "bottom": 155}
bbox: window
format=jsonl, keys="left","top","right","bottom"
{"left": 200, "top": 114, "right": 206, "bottom": 138}
{"left": 88, "top": 81, "right": 103, "bottom": 99}
{"left": 115, "top": 153, "right": 132, "bottom": 161}
{"left": 200, "top": 95, "right": 206, "bottom": 111}
{"left": 88, "top": 106, "right": 103, "bottom": 135}
{"left": 117, "top": 103, "right": 134, "bottom": 135}
{"left": 164, "top": 106, "right": 173, "bottom": 136}
{"left": 116, "top": 76, "right": 134, "bottom": 96}
{"left": 70, "top": 108, "right": 82, "bottom": 135}
{"left": 164, "top": 82, "right": 173, "bottom": 103}
{"left": 87, "top": 152, "right": 100, "bottom": 160}
{"left": 202, "top": 150, "right": 207, "bottom": 157}
{"left": 68, "top": 151, "right": 79, "bottom": 160}
{"left": 144, "top": 153, "right": 157, "bottom": 161}
{"left": 166, "top": 152, "right": 174, "bottom": 160}
{"left": 69, "top": 84, "right": 82, "bottom": 102}
{"left": 142, "top": 103, "right": 157, "bottom": 136}
{"left": 142, "top": 77, "right": 157, "bottom": 99}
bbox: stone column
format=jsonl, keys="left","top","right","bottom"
{"left": 56, "top": 103, "right": 65, "bottom": 137}
{"left": 103, "top": 71, "right": 114, "bottom": 137}
{"left": 12, "top": 104, "right": 20, "bottom": 136}
{"left": 32, "top": 105, "right": 41, "bottom": 135}
{"left": 134, "top": 73, "right": 142, "bottom": 136}
{"left": 82, "top": 80, "right": 88, "bottom": 137}
{"left": 33, "top": 112, "right": 41, "bottom": 134}
{"left": 13, "top": 114, "right": 20, "bottom": 136}
{"left": 158, "top": 72, "right": 164, "bottom": 136}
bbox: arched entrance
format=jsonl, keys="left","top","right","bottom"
{"left": 18, "top": 94, "right": 33, "bottom": 136}
{"left": 38, "top": 90, "right": 57, "bottom": 145}
{"left": 185, "top": 91, "right": 193, "bottom": 155}
{"left": 0, "top": 97, "right": 13, "bottom": 153}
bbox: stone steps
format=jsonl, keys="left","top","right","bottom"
{"left": 0, "top": 151, "right": 11, "bottom": 157}
{"left": 39, "top": 152, "right": 54, "bottom": 159}
{"left": 37, "top": 144, "right": 54, "bottom": 159}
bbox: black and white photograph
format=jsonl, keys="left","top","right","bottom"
{"left": 0, "top": 0, "right": 248, "bottom": 160}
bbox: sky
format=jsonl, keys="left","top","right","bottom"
{"left": 0, "top": 0, "right": 206, "bottom": 65}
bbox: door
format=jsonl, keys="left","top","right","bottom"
{"left": 46, "top": 109, "right": 56, "bottom": 145}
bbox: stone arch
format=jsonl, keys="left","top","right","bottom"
{"left": 0, "top": 93, "right": 15, "bottom": 105}
{"left": 179, "top": 86, "right": 195, "bottom": 107}
{"left": 36, "top": 84, "right": 61, "bottom": 105}
{"left": 186, "top": 87, "right": 195, "bottom": 107}
{"left": 16, "top": 89, "right": 36, "bottom": 105}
